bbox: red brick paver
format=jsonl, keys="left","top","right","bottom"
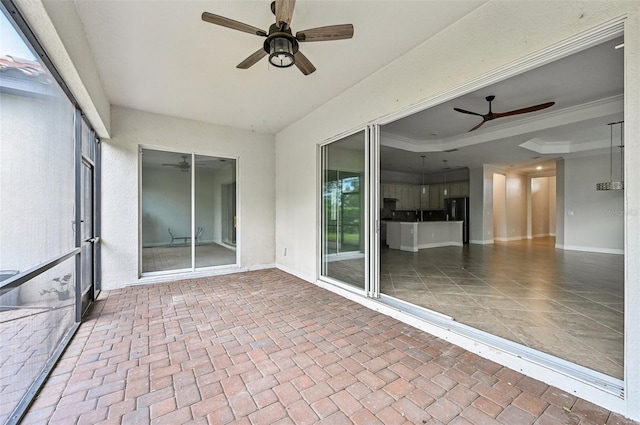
{"left": 21, "top": 269, "right": 638, "bottom": 424}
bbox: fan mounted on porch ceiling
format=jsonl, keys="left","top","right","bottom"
{"left": 201, "top": 0, "right": 354, "bottom": 75}
{"left": 454, "top": 95, "right": 555, "bottom": 132}
{"left": 162, "top": 155, "right": 190, "bottom": 172}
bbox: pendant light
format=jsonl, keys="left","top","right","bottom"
{"left": 442, "top": 159, "right": 448, "bottom": 196}
{"left": 421, "top": 155, "right": 426, "bottom": 194}
{"left": 596, "top": 121, "right": 624, "bottom": 191}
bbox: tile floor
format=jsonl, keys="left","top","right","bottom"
{"left": 142, "top": 243, "right": 237, "bottom": 273}
{"left": 21, "top": 269, "right": 636, "bottom": 425}
{"left": 380, "top": 237, "right": 624, "bottom": 379}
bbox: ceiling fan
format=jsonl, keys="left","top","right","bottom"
{"left": 201, "top": 0, "right": 354, "bottom": 75}
{"left": 162, "top": 155, "right": 191, "bottom": 172}
{"left": 454, "top": 95, "right": 555, "bottom": 132}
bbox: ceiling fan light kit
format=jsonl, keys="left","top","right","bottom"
{"left": 266, "top": 26, "right": 298, "bottom": 68}
{"left": 201, "top": 0, "right": 354, "bottom": 75}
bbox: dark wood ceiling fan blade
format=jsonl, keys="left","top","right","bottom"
{"left": 201, "top": 12, "right": 267, "bottom": 36}
{"left": 296, "top": 24, "right": 354, "bottom": 42}
{"left": 275, "top": 0, "right": 296, "bottom": 28}
{"left": 237, "top": 48, "right": 268, "bottom": 69}
{"left": 294, "top": 51, "right": 316, "bottom": 75}
{"left": 453, "top": 107, "right": 483, "bottom": 117}
{"left": 468, "top": 120, "right": 487, "bottom": 132}
{"left": 493, "top": 101, "right": 555, "bottom": 118}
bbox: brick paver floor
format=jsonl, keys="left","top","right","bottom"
{"left": 21, "top": 269, "right": 638, "bottom": 424}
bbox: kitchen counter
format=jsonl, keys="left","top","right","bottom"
{"left": 386, "top": 221, "right": 463, "bottom": 252}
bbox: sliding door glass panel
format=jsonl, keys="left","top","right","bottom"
{"left": 194, "top": 155, "right": 237, "bottom": 268}
{"left": 321, "top": 131, "right": 366, "bottom": 289}
{"left": 141, "top": 149, "right": 192, "bottom": 272}
{"left": 141, "top": 149, "right": 237, "bottom": 274}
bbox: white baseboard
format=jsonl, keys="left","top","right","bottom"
{"left": 469, "top": 239, "right": 494, "bottom": 245}
{"left": 557, "top": 244, "right": 624, "bottom": 255}
{"left": 400, "top": 245, "right": 418, "bottom": 252}
{"left": 417, "top": 242, "right": 463, "bottom": 249}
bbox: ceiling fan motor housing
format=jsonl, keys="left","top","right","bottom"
{"left": 264, "top": 24, "right": 299, "bottom": 68}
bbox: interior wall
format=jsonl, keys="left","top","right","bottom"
{"left": 492, "top": 173, "right": 507, "bottom": 240}
{"left": 549, "top": 176, "right": 557, "bottom": 236}
{"left": 531, "top": 176, "right": 551, "bottom": 237}
{"left": 555, "top": 160, "right": 565, "bottom": 246}
{"left": 141, "top": 166, "right": 191, "bottom": 246}
{"left": 505, "top": 172, "right": 528, "bottom": 240}
{"left": 102, "top": 107, "right": 275, "bottom": 289}
{"left": 561, "top": 153, "right": 624, "bottom": 253}
{"left": 208, "top": 166, "right": 235, "bottom": 244}
{"left": 493, "top": 171, "right": 528, "bottom": 242}
{"left": 468, "top": 167, "right": 485, "bottom": 244}
{"left": 141, "top": 166, "right": 225, "bottom": 246}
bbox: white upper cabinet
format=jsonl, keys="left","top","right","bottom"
{"left": 380, "top": 180, "right": 469, "bottom": 210}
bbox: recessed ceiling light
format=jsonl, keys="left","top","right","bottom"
{"left": 536, "top": 166, "right": 542, "bottom": 170}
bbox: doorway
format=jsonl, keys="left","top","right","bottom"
{"left": 374, "top": 35, "right": 624, "bottom": 380}
{"left": 140, "top": 149, "right": 237, "bottom": 274}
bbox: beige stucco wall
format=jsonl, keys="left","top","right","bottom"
{"left": 101, "top": 107, "right": 275, "bottom": 288}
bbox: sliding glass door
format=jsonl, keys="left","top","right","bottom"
{"left": 141, "top": 149, "right": 237, "bottom": 274}
{"left": 320, "top": 128, "right": 378, "bottom": 291}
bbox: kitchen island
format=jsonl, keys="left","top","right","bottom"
{"left": 386, "top": 221, "right": 463, "bottom": 252}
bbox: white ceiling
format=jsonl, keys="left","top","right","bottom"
{"left": 380, "top": 36, "right": 624, "bottom": 176}
{"left": 71, "top": 1, "right": 624, "bottom": 176}
{"left": 72, "top": 0, "right": 486, "bottom": 134}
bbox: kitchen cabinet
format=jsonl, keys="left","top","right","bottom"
{"left": 448, "top": 182, "right": 460, "bottom": 197}
{"left": 447, "top": 181, "right": 470, "bottom": 198}
{"left": 460, "top": 181, "right": 469, "bottom": 197}
{"left": 429, "top": 183, "right": 444, "bottom": 210}
{"left": 400, "top": 185, "right": 409, "bottom": 209}
{"left": 420, "top": 186, "right": 429, "bottom": 209}
{"left": 380, "top": 181, "right": 467, "bottom": 211}
{"left": 409, "top": 185, "right": 420, "bottom": 210}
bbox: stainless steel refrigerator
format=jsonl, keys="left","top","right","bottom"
{"left": 444, "top": 197, "right": 469, "bottom": 244}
